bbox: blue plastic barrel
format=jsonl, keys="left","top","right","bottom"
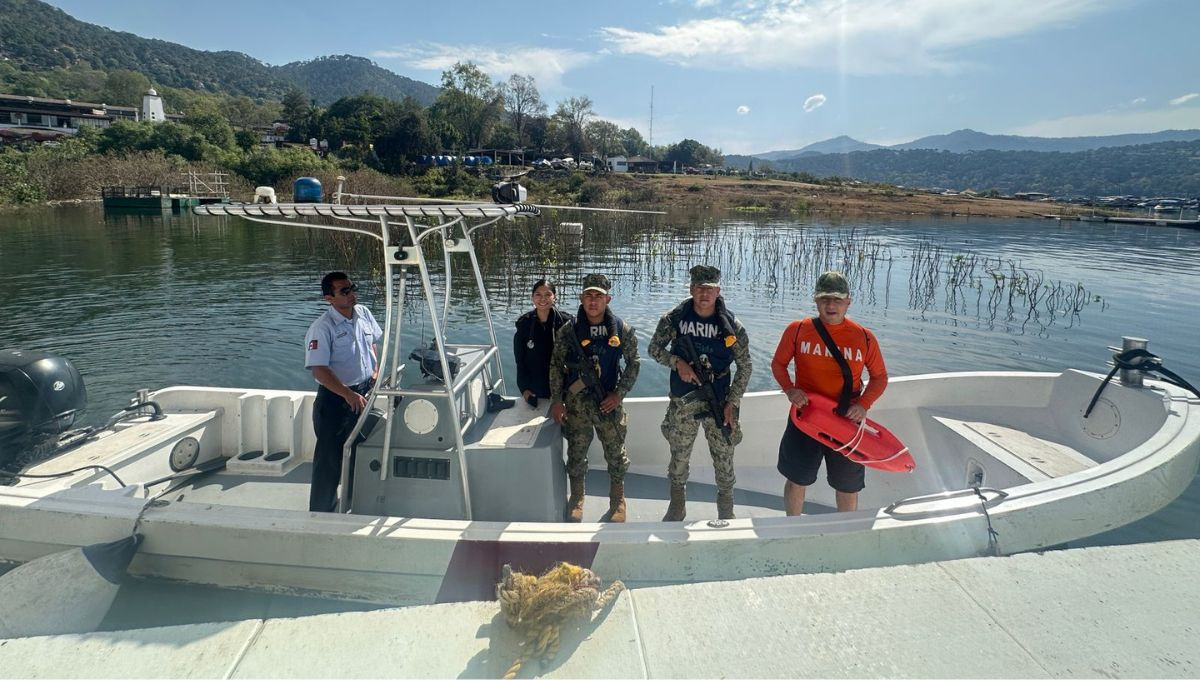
{"left": 293, "top": 177, "right": 323, "bottom": 203}
{"left": 464, "top": 156, "right": 477, "bottom": 166}
{"left": 479, "top": 156, "right": 494, "bottom": 166}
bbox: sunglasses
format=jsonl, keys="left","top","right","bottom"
{"left": 335, "top": 283, "right": 358, "bottom": 296}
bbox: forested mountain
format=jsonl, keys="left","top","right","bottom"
{"left": 276, "top": 56, "right": 437, "bottom": 106}
{"left": 0, "top": 0, "right": 437, "bottom": 104}
{"left": 753, "top": 129, "right": 1200, "bottom": 161}
{"left": 893, "top": 128, "right": 1200, "bottom": 153}
{"left": 733, "top": 141, "right": 1200, "bottom": 197}
{"left": 756, "top": 135, "right": 882, "bottom": 160}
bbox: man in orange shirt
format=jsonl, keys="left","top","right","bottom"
{"left": 771, "top": 271, "right": 888, "bottom": 515}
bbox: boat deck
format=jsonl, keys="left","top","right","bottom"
{"left": 162, "top": 466, "right": 825, "bottom": 521}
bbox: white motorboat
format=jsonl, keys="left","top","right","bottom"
{"left": 2, "top": 184, "right": 1198, "bottom": 606}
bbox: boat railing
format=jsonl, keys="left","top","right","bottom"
{"left": 883, "top": 486, "right": 1009, "bottom": 519}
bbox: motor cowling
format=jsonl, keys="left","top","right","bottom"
{"left": 491, "top": 181, "right": 527, "bottom": 204}
{"left": 0, "top": 350, "right": 86, "bottom": 469}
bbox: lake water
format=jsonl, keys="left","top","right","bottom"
{"left": 1, "top": 203, "right": 1198, "bottom": 623}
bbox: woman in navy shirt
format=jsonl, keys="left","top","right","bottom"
{"left": 513, "top": 279, "right": 571, "bottom": 405}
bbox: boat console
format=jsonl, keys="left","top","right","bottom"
{"left": 351, "top": 345, "right": 566, "bottom": 521}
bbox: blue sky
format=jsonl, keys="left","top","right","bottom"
{"left": 44, "top": 0, "right": 1200, "bottom": 155}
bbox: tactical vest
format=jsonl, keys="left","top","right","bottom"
{"left": 669, "top": 302, "right": 736, "bottom": 403}
{"left": 566, "top": 311, "right": 626, "bottom": 392}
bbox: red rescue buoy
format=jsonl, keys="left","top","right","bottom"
{"left": 790, "top": 393, "right": 915, "bottom": 472}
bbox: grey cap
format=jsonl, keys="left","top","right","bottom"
{"left": 581, "top": 273, "right": 611, "bottom": 294}
{"left": 814, "top": 271, "right": 850, "bottom": 299}
{"left": 689, "top": 265, "right": 721, "bottom": 287}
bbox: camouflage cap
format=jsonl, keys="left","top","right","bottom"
{"left": 814, "top": 271, "right": 850, "bottom": 299}
{"left": 581, "top": 273, "right": 611, "bottom": 294}
{"left": 689, "top": 264, "right": 721, "bottom": 287}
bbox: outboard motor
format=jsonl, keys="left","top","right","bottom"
{"left": 0, "top": 350, "right": 86, "bottom": 470}
{"left": 491, "top": 180, "right": 528, "bottom": 204}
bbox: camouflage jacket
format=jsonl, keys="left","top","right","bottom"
{"left": 549, "top": 315, "right": 640, "bottom": 407}
{"left": 647, "top": 301, "right": 752, "bottom": 407}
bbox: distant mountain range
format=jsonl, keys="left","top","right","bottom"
{"left": 744, "top": 128, "right": 1200, "bottom": 161}
{"left": 0, "top": 0, "right": 439, "bottom": 105}
{"left": 723, "top": 128, "right": 1200, "bottom": 196}
{"left": 727, "top": 140, "right": 1200, "bottom": 197}
{"left": 754, "top": 135, "right": 884, "bottom": 160}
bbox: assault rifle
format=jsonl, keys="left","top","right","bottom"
{"left": 566, "top": 341, "right": 618, "bottom": 421}
{"left": 677, "top": 334, "right": 734, "bottom": 443}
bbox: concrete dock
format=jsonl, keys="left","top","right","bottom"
{"left": 2, "top": 539, "right": 1197, "bottom": 678}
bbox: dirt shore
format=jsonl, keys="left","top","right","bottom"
{"left": 637, "top": 174, "right": 1047, "bottom": 218}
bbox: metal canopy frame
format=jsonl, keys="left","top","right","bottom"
{"left": 194, "top": 190, "right": 540, "bottom": 519}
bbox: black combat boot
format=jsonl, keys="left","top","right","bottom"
{"left": 663, "top": 485, "right": 686, "bottom": 521}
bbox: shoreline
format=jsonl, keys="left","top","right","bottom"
{"left": 636, "top": 174, "right": 1052, "bottom": 219}
{"left": 6, "top": 174, "right": 1096, "bottom": 221}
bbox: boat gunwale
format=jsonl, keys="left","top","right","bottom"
{"left": 3, "top": 371, "right": 1196, "bottom": 543}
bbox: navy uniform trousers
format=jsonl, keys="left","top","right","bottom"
{"left": 309, "top": 380, "right": 372, "bottom": 512}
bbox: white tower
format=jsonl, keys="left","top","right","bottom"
{"left": 141, "top": 88, "right": 165, "bottom": 123}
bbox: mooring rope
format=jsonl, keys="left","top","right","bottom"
{"left": 972, "top": 485, "right": 1002, "bottom": 557}
{"left": 496, "top": 562, "right": 625, "bottom": 679}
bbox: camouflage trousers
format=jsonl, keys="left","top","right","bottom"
{"left": 562, "top": 392, "right": 630, "bottom": 482}
{"left": 660, "top": 396, "right": 742, "bottom": 490}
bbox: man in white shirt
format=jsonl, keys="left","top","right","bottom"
{"left": 303, "top": 272, "right": 382, "bottom": 512}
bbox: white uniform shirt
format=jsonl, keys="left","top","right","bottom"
{"left": 304, "top": 304, "right": 383, "bottom": 386}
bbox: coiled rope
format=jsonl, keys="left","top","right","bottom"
{"left": 495, "top": 562, "right": 625, "bottom": 679}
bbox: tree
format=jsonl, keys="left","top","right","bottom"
{"left": 97, "top": 120, "right": 155, "bottom": 155}
{"left": 373, "top": 98, "right": 438, "bottom": 173}
{"left": 318, "top": 93, "right": 391, "bottom": 149}
{"left": 231, "top": 146, "right": 331, "bottom": 186}
{"left": 664, "top": 138, "right": 723, "bottom": 167}
{"left": 525, "top": 115, "right": 549, "bottom": 154}
{"left": 585, "top": 120, "right": 621, "bottom": 158}
{"left": 429, "top": 62, "right": 503, "bottom": 151}
{"left": 281, "top": 88, "right": 311, "bottom": 140}
{"left": 500, "top": 74, "right": 546, "bottom": 148}
{"left": 149, "top": 121, "right": 208, "bottom": 161}
{"left": 484, "top": 123, "right": 519, "bottom": 151}
{"left": 221, "top": 95, "right": 277, "bottom": 129}
{"left": 552, "top": 96, "right": 594, "bottom": 158}
{"left": 102, "top": 70, "right": 151, "bottom": 107}
{"left": 619, "top": 127, "right": 649, "bottom": 157}
{"left": 182, "top": 110, "right": 236, "bottom": 151}
{"left": 235, "top": 129, "right": 260, "bottom": 151}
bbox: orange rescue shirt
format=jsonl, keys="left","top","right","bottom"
{"left": 771, "top": 317, "right": 889, "bottom": 409}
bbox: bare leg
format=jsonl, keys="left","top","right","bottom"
{"left": 784, "top": 480, "right": 806, "bottom": 516}
{"left": 835, "top": 491, "right": 858, "bottom": 512}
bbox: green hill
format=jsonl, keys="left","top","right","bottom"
{"left": 0, "top": 0, "right": 437, "bottom": 104}
{"left": 276, "top": 56, "right": 437, "bottom": 106}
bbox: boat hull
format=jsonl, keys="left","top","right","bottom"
{"left": 1, "top": 370, "right": 1197, "bottom": 605}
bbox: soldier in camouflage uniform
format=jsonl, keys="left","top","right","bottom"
{"left": 647, "top": 265, "right": 752, "bottom": 521}
{"left": 549, "top": 273, "right": 640, "bottom": 522}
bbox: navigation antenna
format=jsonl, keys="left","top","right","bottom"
{"left": 649, "top": 85, "right": 654, "bottom": 158}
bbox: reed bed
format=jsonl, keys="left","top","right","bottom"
{"left": 305, "top": 208, "right": 1102, "bottom": 336}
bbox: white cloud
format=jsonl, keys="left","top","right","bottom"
{"left": 803, "top": 94, "right": 826, "bottom": 112}
{"left": 600, "top": 0, "right": 1115, "bottom": 74}
{"left": 1130, "top": 97, "right": 1147, "bottom": 106}
{"left": 736, "top": 105, "right": 750, "bottom": 115}
{"left": 1170, "top": 93, "right": 1199, "bottom": 106}
{"left": 1011, "top": 106, "right": 1200, "bottom": 137}
{"left": 372, "top": 44, "right": 594, "bottom": 89}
